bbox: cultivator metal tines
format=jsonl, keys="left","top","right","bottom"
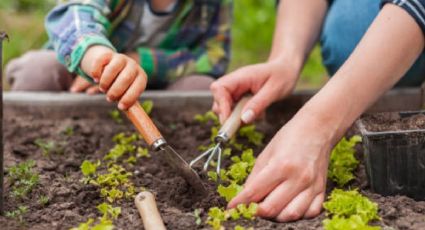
{"left": 189, "top": 96, "right": 251, "bottom": 177}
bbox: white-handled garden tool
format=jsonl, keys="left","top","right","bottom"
{"left": 135, "top": 191, "right": 166, "bottom": 230}
{"left": 189, "top": 96, "right": 251, "bottom": 177}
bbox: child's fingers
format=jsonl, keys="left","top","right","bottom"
{"left": 86, "top": 85, "right": 101, "bottom": 95}
{"left": 90, "top": 52, "right": 113, "bottom": 80}
{"left": 99, "top": 55, "right": 126, "bottom": 92}
{"left": 106, "top": 63, "right": 138, "bottom": 101}
{"left": 118, "top": 74, "right": 146, "bottom": 110}
{"left": 70, "top": 76, "right": 92, "bottom": 93}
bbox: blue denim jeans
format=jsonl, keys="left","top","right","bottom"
{"left": 320, "top": 0, "right": 425, "bottom": 87}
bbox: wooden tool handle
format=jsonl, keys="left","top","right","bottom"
{"left": 218, "top": 95, "right": 252, "bottom": 140}
{"left": 135, "top": 191, "right": 166, "bottom": 230}
{"left": 125, "top": 103, "right": 163, "bottom": 148}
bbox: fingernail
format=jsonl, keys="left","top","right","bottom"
{"left": 241, "top": 109, "right": 254, "bottom": 123}
{"left": 118, "top": 103, "right": 125, "bottom": 110}
{"left": 70, "top": 87, "right": 77, "bottom": 93}
{"left": 106, "top": 97, "right": 112, "bottom": 102}
{"left": 94, "top": 78, "right": 99, "bottom": 83}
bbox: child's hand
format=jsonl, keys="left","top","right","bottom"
{"left": 69, "top": 76, "right": 100, "bottom": 94}
{"left": 80, "top": 45, "right": 147, "bottom": 110}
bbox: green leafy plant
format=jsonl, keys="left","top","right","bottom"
{"left": 109, "top": 109, "right": 123, "bottom": 124}
{"left": 141, "top": 100, "right": 154, "bottom": 115}
{"left": 194, "top": 111, "right": 220, "bottom": 125}
{"left": 81, "top": 160, "right": 100, "bottom": 177}
{"left": 136, "top": 147, "right": 150, "bottom": 158}
{"left": 323, "top": 215, "right": 380, "bottom": 230}
{"left": 206, "top": 203, "right": 257, "bottom": 230}
{"left": 193, "top": 209, "right": 202, "bottom": 225}
{"left": 38, "top": 195, "right": 49, "bottom": 206}
{"left": 7, "top": 160, "right": 39, "bottom": 199}
{"left": 97, "top": 202, "right": 121, "bottom": 220}
{"left": 238, "top": 125, "right": 264, "bottom": 146}
{"left": 5, "top": 205, "right": 28, "bottom": 223}
{"left": 217, "top": 182, "right": 243, "bottom": 202}
{"left": 70, "top": 218, "right": 114, "bottom": 230}
{"left": 34, "top": 138, "right": 63, "bottom": 156}
{"left": 90, "top": 164, "right": 136, "bottom": 203}
{"left": 328, "top": 136, "right": 362, "bottom": 187}
{"left": 323, "top": 189, "right": 380, "bottom": 230}
{"left": 62, "top": 126, "right": 74, "bottom": 136}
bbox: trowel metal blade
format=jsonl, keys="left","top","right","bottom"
{"left": 159, "top": 145, "right": 207, "bottom": 194}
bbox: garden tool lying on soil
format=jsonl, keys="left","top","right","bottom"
{"left": 135, "top": 191, "right": 166, "bottom": 230}
{"left": 189, "top": 95, "right": 251, "bottom": 178}
{"left": 126, "top": 103, "right": 207, "bottom": 194}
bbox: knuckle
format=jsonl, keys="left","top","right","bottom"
{"left": 299, "top": 170, "right": 314, "bottom": 184}
{"left": 281, "top": 209, "right": 302, "bottom": 222}
{"left": 107, "top": 91, "right": 119, "bottom": 100}
{"left": 210, "top": 81, "right": 220, "bottom": 91}
{"left": 260, "top": 204, "right": 279, "bottom": 218}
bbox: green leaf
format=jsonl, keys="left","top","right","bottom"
{"left": 237, "top": 203, "right": 257, "bottom": 220}
{"left": 109, "top": 109, "right": 123, "bottom": 124}
{"left": 81, "top": 160, "right": 99, "bottom": 177}
{"left": 193, "top": 209, "right": 202, "bottom": 225}
{"left": 217, "top": 182, "right": 243, "bottom": 202}
{"left": 208, "top": 171, "right": 218, "bottom": 182}
{"left": 194, "top": 111, "right": 219, "bottom": 125}
{"left": 226, "top": 162, "right": 249, "bottom": 183}
{"left": 323, "top": 189, "right": 380, "bottom": 224}
{"left": 328, "top": 136, "right": 361, "bottom": 187}
{"left": 141, "top": 100, "right": 154, "bottom": 115}
{"left": 323, "top": 215, "right": 381, "bottom": 230}
{"left": 136, "top": 147, "right": 151, "bottom": 158}
{"left": 238, "top": 124, "right": 264, "bottom": 146}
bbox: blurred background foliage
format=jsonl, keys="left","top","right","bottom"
{"left": 0, "top": 0, "right": 327, "bottom": 89}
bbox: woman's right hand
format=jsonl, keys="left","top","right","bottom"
{"left": 210, "top": 59, "right": 300, "bottom": 124}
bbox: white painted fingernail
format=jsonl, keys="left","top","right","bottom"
{"left": 241, "top": 109, "right": 254, "bottom": 123}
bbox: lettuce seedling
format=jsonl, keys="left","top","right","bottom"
{"left": 234, "top": 225, "right": 254, "bottom": 230}
{"left": 62, "top": 126, "right": 74, "bottom": 136}
{"left": 238, "top": 125, "right": 264, "bottom": 146}
{"left": 323, "top": 189, "right": 380, "bottom": 224}
{"left": 97, "top": 202, "right": 121, "bottom": 220}
{"left": 193, "top": 209, "right": 202, "bottom": 225}
{"left": 109, "top": 109, "right": 123, "bottom": 124}
{"left": 34, "top": 138, "right": 63, "bottom": 156}
{"left": 141, "top": 100, "right": 154, "bottom": 115}
{"left": 328, "top": 136, "right": 361, "bottom": 187}
{"left": 323, "top": 215, "right": 381, "bottom": 230}
{"left": 70, "top": 218, "right": 114, "bottom": 230}
{"left": 217, "top": 182, "right": 243, "bottom": 202}
{"left": 7, "top": 160, "right": 39, "bottom": 199}
{"left": 194, "top": 111, "right": 220, "bottom": 125}
{"left": 81, "top": 160, "right": 100, "bottom": 177}
{"left": 136, "top": 147, "right": 150, "bottom": 158}
{"left": 5, "top": 205, "right": 28, "bottom": 223}
{"left": 206, "top": 203, "right": 258, "bottom": 230}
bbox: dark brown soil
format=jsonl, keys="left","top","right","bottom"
{"left": 1, "top": 108, "right": 425, "bottom": 229}
{"left": 363, "top": 112, "right": 425, "bottom": 132}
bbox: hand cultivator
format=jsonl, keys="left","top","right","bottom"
{"left": 125, "top": 103, "right": 207, "bottom": 194}
{"left": 190, "top": 96, "right": 251, "bottom": 178}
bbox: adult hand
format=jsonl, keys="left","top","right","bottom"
{"left": 228, "top": 114, "right": 331, "bottom": 222}
{"left": 210, "top": 60, "right": 299, "bottom": 124}
{"left": 69, "top": 75, "right": 100, "bottom": 94}
{"left": 80, "top": 45, "right": 147, "bottom": 110}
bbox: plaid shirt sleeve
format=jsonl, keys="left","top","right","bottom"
{"left": 382, "top": 0, "right": 425, "bottom": 35}
{"left": 45, "top": 0, "right": 119, "bottom": 80}
{"left": 136, "top": 1, "right": 232, "bottom": 84}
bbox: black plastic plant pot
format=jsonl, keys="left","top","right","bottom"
{"left": 358, "top": 111, "right": 425, "bottom": 200}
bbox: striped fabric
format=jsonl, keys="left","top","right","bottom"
{"left": 382, "top": 0, "right": 425, "bottom": 34}
{"left": 45, "top": 0, "right": 232, "bottom": 86}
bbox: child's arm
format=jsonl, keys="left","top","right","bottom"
{"left": 134, "top": 2, "right": 232, "bottom": 84}
{"left": 45, "top": 1, "right": 117, "bottom": 80}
